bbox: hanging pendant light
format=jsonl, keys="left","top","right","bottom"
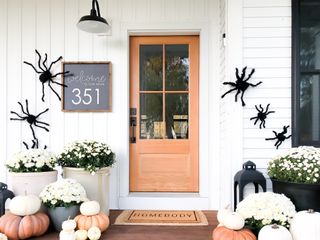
{"left": 77, "top": 0, "right": 110, "bottom": 34}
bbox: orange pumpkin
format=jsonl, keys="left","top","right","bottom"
{"left": 75, "top": 212, "right": 110, "bottom": 232}
{"left": 212, "top": 226, "right": 256, "bottom": 240}
{"left": 0, "top": 212, "right": 49, "bottom": 239}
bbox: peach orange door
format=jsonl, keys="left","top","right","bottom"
{"left": 129, "top": 36, "right": 199, "bottom": 192}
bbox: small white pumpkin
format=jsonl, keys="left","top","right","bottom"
{"left": 75, "top": 230, "right": 88, "bottom": 240}
{"left": 9, "top": 195, "right": 41, "bottom": 216}
{"left": 290, "top": 209, "right": 320, "bottom": 240}
{"left": 223, "top": 212, "right": 245, "bottom": 230}
{"left": 258, "top": 224, "right": 292, "bottom": 240}
{"left": 0, "top": 233, "right": 8, "bottom": 240}
{"left": 217, "top": 204, "right": 232, "bottom": 225}
{"left": 59, "top": 230, "right": 75, "bottom": 240}
{"left": 80, "top": 201, "right": 100, "bottom": 216}
{"left": 87, "top": 226, "right": 101, "bottom": 240}
{"left": 62, "top": 219, "right": 77, "bottom": 231}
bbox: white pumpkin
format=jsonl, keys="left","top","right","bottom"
{"left": 80, "top": 201, "right": 100, "bottom": 216}
{"left": 62, "top": 219, "right": 77, "bottom": 231}
{"left": 9, "top": 195, "right": 41, "bottom": 216}
{"left": 290, "top": 209, "right": 320, "bottom": 240}
{"left": 217, "top": 204, "right": 232, "bottom": 225}
{"left": 223, "top": 212, "right": 245, "bottom": 230}
{"left": 258, "top": 224, "right": 292, "bottom": 240}
{"left": 59, "top": 230, "right": 75, "bottom": 240}
{"left": 87, "top": 226, "right": 101, "bottom": 240}
{"left": 75, "top": 230, "right": 88, "bottom": 240}
{"left": 0, "top": 233, "right": 8, "bottom": 240}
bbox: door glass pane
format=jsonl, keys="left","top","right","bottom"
{"left": 165, "top": 44, "right": 189, "bottom": 91}
{"left": 140, "top": 45, "right": 163, "bottom": 91}
{"left": 165, "top": 93, "right": 189, "bottom": 139}
{"left": 140, "top": 93, "right": 163, "bottom": 139}
{"left": 299, "top": 74, "right": 320, "bottom": 142}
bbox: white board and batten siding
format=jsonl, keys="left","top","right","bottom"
{"left": 242, "top": 0, "right": 292, "bottom": 189}
{"left": 0, "top": 0, "right": 221, "bottom": 210}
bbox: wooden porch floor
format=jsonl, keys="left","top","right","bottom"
{"left": 35, "top": 210, "right": 217, "bottom": 240}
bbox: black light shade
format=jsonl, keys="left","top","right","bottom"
{"left": 77, "top": 0, "right": 110, "bottom": 34}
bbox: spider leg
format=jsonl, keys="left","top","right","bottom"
{"left": 240, "top": 91, "right": 246, "bottom": 106}
{"left": 25, "top": 99, "right": 30, "bottom": 115}
{"left": 235, "top": 68, "right": 240, "bottom": 80}
{"left": 48, "top": 56, "right": 63, "bottom": 70}
{"left": 272, "top": 131, "right": 277, "bottom": 136}
{"left": 42, "top": 53, "right": 48, "bottom": 70}
{"left": 244, "top": 68, "right": 255, "bottom": 81}
{"left": 35, "top": 50, "right": 46, "bottom": 72}
{"left": 36, "top": 108, "right": 49, "bottom": 118}
{"left": 18, "top": 101, "right": 28, "bottom": 115}
{"left": 286, "top": 135, "right": 292, "bottom": 139}
{"left": 35, "top": 120, "right": 50, "bottom": 126}
{"left": 263, "top": 120, "right": 266, "bottom": 128}
{"left": 259, "top": 104, "right": 263, "bottom": 112}
{"left": 48, "top": 81, "right": 62, "bottom": 101}
{"left": 221, "top": 88, "right": 237, "bottom": 98}
{"left": 23, "top": 61, "right": 42, "bottom": 74}
{"left": 41, "top": 82, "right": 45, "bottom": 102}
{"left": 249, "top": 116, "right": 257, "bottom": 120}
{"left": 44, "top": 145, "right": 47, "bottom": 149}
{"left": 29, "top": 124, "right": 37, "bottom": 141}
{"left": 34, "top": 122, "right": 49, "bottom": 132}
{"left": 254, "top": 105, "right": 260, "bottom": 112}
{"left": 235, "top": 89, "right": 241, "bottom": 102}
{"left": 248, "top": 81, "right": 262, "bottom": 87}
{"left": 23, "top": 142, "right": 29, "bottom": 149}
{"left": 254, "top": 118, "right": 259, "bottom": 125}
{"left": 10, "top": 111, "right": 24, "bottom": 119}
{"left": 265, "top": 103, "right": 270, "bottom": 112}
{"left": 32, "top": 139, "right": 38, "bottom": 149}
{"left": 266, "top": 110, "right": 275, "bottom": 116}
{"left": 223, "top": 82, "right": 236, "bottom": 86}
{"left": 275, "top": 140, "right": 281, "bottom": 149}
{"left": 51, "top": 79, "right": 68, "bottom": 87}
{"left": 266, "top": 136, "right": 277, "bottom": 141}
{"left": 10, "top": 118, "right": 24, "bottom": 121}
{"left": 240, "top": 67, "right": 247, "bottom": 80}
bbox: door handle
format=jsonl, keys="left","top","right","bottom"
{"left": 130, "top": 117, "right": 136, "bottom": 143}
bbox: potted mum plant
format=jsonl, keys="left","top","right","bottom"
{"left": 267, "top": 146, "right": 320, "bottom": 211}
{"left": 39, "top": 178, "right": 87, "bottom": 231}
{"left": 236, "top": 192, "right": 296, "bottom": 236}
{"left": 58, "top": 140, "right": 115, "bottom": 214}
{"left": 6, "top": 149, "right": 58, "bottom": 196}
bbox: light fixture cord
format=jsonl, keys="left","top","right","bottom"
{"left": 92, "top": 0, "right": 101, "bottom": 17}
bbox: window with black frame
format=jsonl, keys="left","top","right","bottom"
{"left": 292, "top": 0, "right": 320, "bottom": 146}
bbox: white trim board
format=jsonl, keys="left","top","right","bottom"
{"left": 117, "top": 20, "right": 220, "bottom": 210}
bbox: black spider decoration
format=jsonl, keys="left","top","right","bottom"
{"left": 221, "top": 67, "right": 262, "bottom": 106}
{"left": 265, "top": 125, "right": 292, "bottom": 149}
{"left": 10, "top": 100, "right": 50, "bottom": 145}
{"left": 23, "top": 49, "right": 69, "bottom": 102}
{"left": 23, "top": 139, "right": 47, "bottom": 150}
{"left": 250, "top": 104, "right": 275, "bottom": 129}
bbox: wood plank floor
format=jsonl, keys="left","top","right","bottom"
{"left": 35, "top": 210, "right": 217, "bottom": 240}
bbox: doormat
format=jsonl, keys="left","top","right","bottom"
{"left": 114, "top": 210, "right": 208, "bottom": 226}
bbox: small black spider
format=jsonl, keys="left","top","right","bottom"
{"left": 250, "top": 104, "right": 275, "bottom": 129}
{"left": 23, "top": 139, "right": 47, "bottom": 150}
{"left": 24, "top": 49, "right": 69, "bottom": 102}
{"left": 265, "top": 125, "right": 292, "bottom": 149}
{"left": 221, "top": 67, "right": 262, "bottom": 106}
{"left": 10, "top": 99, "right": 50, "bottom": 145}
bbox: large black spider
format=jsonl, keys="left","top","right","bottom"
{"left": 265, "top": 125, "right": 291, "bottom": 149}
{"left": 23, "top": 49, "right": 69, "bottom": 102}
{"left": 250, "top": 104, "right": 275, "bottom": 129}
{"left": 10, "top": 100, "right": 50, "bottom": 145}
{"left": 221, "top": 67, "right": 262, "bottom": 106}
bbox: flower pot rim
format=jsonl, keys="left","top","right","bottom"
{"left": 8, "top": 170, "right": 58, "bottom": 176}
{"left": 63, "top": 166, "right": 110, "bottom": 173}
{"left": 271, "top": 178, "right": 320, "bottom": 186}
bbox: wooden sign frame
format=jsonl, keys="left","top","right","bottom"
{"left": 61, "top": 61, "right": 112, "bottom": 112}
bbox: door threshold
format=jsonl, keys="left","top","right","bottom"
{"left": 128, "top": 192, "right": 200, "bottom": 198}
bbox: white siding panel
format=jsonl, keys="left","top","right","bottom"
{"left": 244, "top": 0, "right": 291, "bottom": 8}
{"left": 244, "top": 7, "right": 291, "bottom": 17}
{"left": 244, "top": 58, "right": 291, "bottom": 68}
{"left": 244, "top": 48, "right": 291, "bottom": 58}
{"left": 244, "top": 37, "right": 291, "bottom": 48}
{"left": 244, "top": 17, "right": 291, "bottom": 28}
{"left": 244, "top": 28, "right": 291, "bottom": 38}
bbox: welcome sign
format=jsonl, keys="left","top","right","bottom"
{"left": 61, "top": 62, "right": 112, "bottom": 112}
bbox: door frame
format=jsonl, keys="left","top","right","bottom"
{"left": 116, "top": 21, "right": 220, "bottom": 210}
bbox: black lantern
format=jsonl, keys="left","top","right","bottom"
{"left": 233, "top": 161, "right": 266, "bottom": 210}
{"left": 0, "top": 182, "right": 14, "bottom": 216}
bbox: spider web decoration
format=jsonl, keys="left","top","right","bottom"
{"left": 265, "top": 125, "right": 291, "bottom": 149}
{"left": 23, "top": 49, "right": 69, "bottom": 102}
{"left": 10, "top": 99, "right": 50, "bottom": 146}
{"left": 221, "top": 67, "right": 262, "bottom": 106}
{"left": 250, "top": 104, "right": 275, "bottom": 129}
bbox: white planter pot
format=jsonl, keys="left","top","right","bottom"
{"left": 9, "top": 170, "right": 58, "bottom": 196}
{"left": 63, "top": 167, "right": 110, "bottom": 215}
